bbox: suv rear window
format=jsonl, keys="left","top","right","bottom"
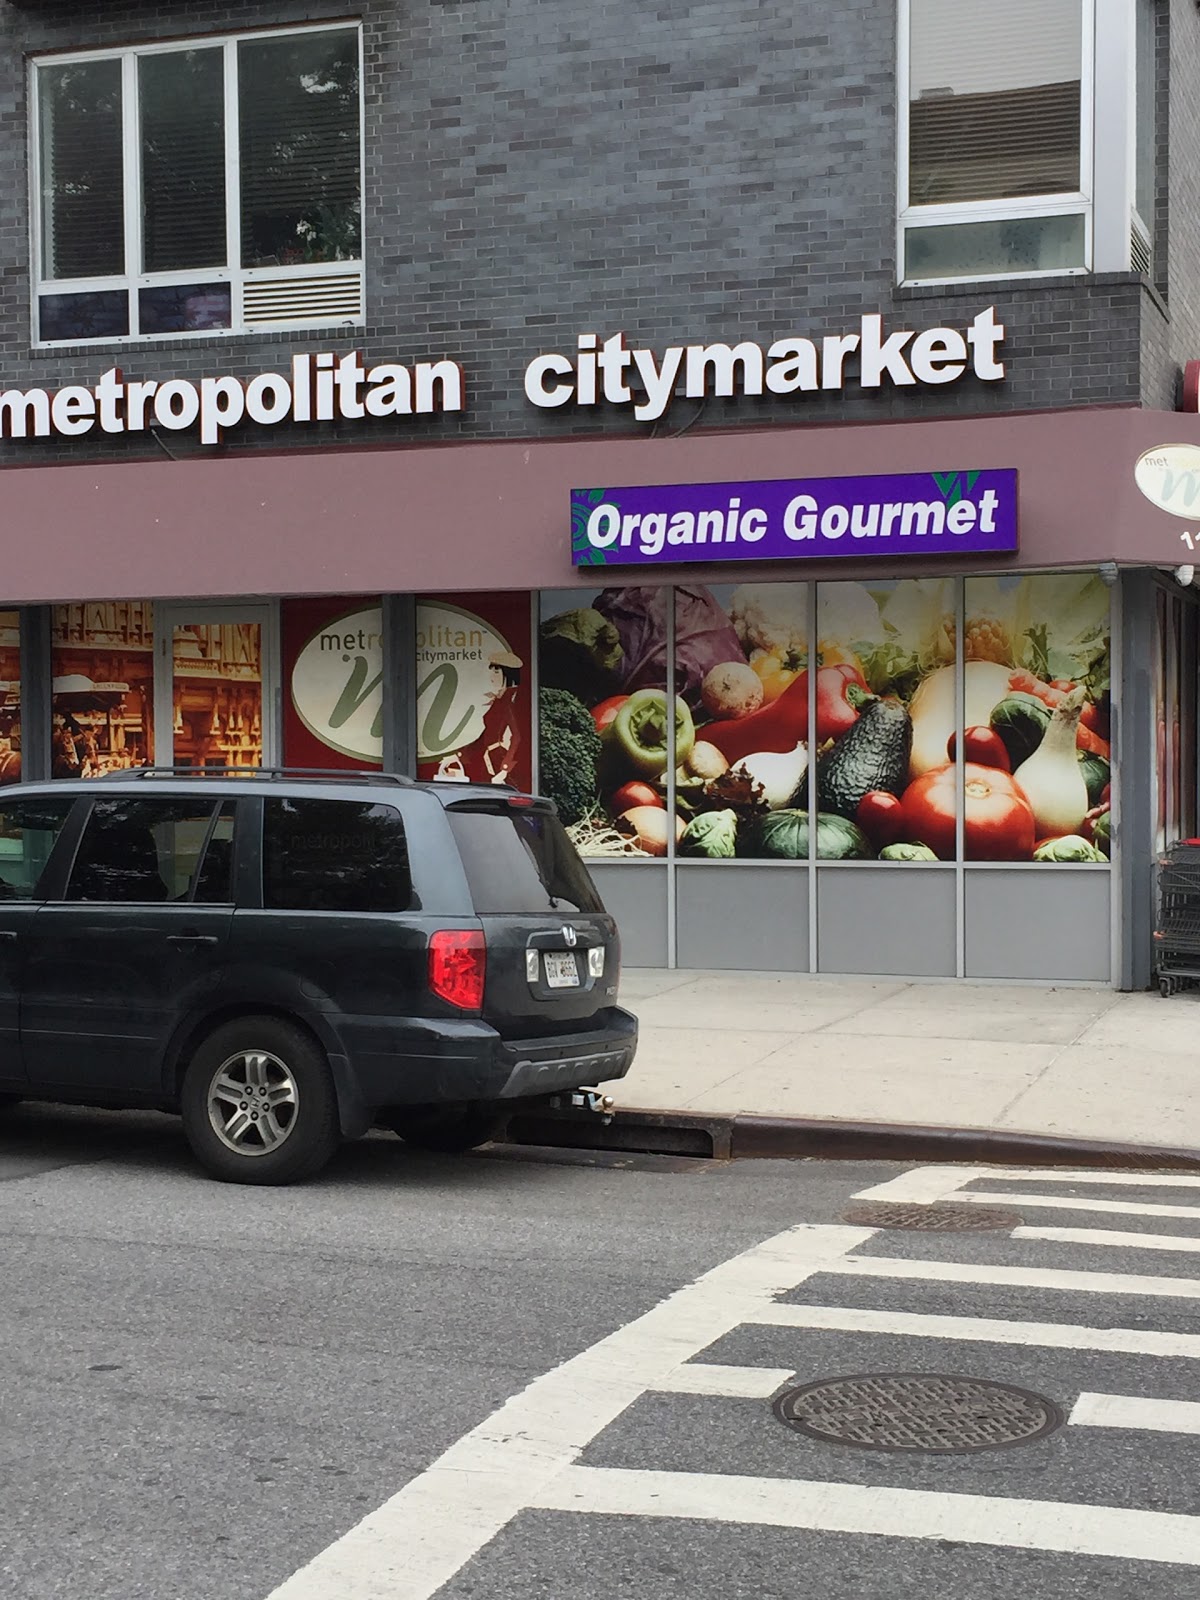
{"left": 263, "top": 797, "right": 412, "bottom": 912}
{"left": 447, "top": 806, "right": 604, "bottom": 914}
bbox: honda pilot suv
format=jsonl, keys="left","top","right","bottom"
{"left": 0, "top": 772, "right": 636, "bottom": 1183}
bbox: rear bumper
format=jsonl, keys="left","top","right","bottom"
{"left": 336, "top": 1006, "right": 639, "bottom": 1111}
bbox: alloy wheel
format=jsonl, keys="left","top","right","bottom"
{"left": 206, "top": 1050, "right": 299, "bottom": 1156}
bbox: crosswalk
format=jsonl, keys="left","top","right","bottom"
{"left": 265, "top": 1162, "right": 1200, "bottom": 1597}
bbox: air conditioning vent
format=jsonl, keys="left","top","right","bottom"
{"left": 242, "top": 269, "right": 363, "bottom": 328}
{"left": 1131, "top": 223, "right": 1152, "bottom": 278}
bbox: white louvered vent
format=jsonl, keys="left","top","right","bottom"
{"left": 1130, "top": 223, "right": 1152, "bottom": 278}
{"left": 242, "top": 269, "right": 364, "bottom": 328}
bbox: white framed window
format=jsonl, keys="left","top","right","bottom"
{"left": 31, "top": 22, "right": 364, "bottom": 346}
{"left": 898, "top": 0, "right": 1094, "bottom": 285}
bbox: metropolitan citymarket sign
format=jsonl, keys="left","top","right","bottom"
{"left": 570, "top": 470, "right": 1020, "bottom": 566}
{"left": 0, "top": 307, "right": 1007, "bottom": 446}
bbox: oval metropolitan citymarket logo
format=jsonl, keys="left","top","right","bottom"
{"left": 291, "top": 605, "right": 384, "bottom": 763}
{"left": 416, "top": 601, "right": 513, "bottom": 760}
{"left": 1134, "top": 444, "right": 1200, "bottom": 519}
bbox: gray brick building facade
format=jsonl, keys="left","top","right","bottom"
{"left": 0, "top": 0, "right": 1195, "bottom": 459}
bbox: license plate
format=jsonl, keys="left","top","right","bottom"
{"left": 543, "top": 951, "right": 580, "bottom": 988}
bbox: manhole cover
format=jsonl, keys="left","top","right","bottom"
{"left": 774, "top": 1373, "right": 1063, "bottom": 1454}
{"left": 842, "top": 1201, "right": 1022, "bottom": 1231}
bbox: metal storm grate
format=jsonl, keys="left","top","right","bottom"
{"left": 242, "top": 270, "right": 364, "bottom": 328}
{"left": 774, "top": 1373, "right": 1063, "bottom": 1454}
{"left": 841, "top": 1201, "right": 1022, "bottom": 1232}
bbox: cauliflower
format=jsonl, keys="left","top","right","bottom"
{"left": 815, "top": 582, "right": 882, "bottom": 654}
{"left": 729, "top": 584, "right": 809, "bottom": 658}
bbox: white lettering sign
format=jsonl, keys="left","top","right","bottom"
{"left": 0, "top": 352, "right": 465, "bottom": 445}
{"left": 524, "top": 308, "right": 1006, "bottom": 421}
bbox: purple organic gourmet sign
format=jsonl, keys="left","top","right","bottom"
{"left": 570, "top": 469, "right": 1018, "bottom": 567}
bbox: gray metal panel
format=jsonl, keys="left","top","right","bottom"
{"left": 675, "top": 866, "right": 809, "bottom": 972}
{"left": 817, "top": 867, "right": 956, "bottom": 977}
{"left": 590, "top": 864, "right": 669, "bottom": 968}
{"left": 965, "top": 869, "right": 1112, "bottom": 982}
{"left": 383, "top": 593, "right": 416, "bottom": 775}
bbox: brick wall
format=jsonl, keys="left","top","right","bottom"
{"left": 0, "top": 0, "right": 1181, "bottom": 466}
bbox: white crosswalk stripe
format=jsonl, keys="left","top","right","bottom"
{"left": 263, "top": 1163, "right": 1200, "bottom": 1596}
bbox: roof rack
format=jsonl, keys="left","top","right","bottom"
{"left": 102, "top": 766, "right": 414, "bottom": 786}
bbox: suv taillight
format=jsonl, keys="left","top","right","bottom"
{"left": 429, "top": 929, "right": 486, "bottom": 1010}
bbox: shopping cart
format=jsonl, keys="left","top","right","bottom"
{"left": 1154, "top": 840, "right": 1200, "bottom": 995}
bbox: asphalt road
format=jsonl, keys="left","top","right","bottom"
{"left": 1, "top": 1103, "right": 1199, "bottom": 1600}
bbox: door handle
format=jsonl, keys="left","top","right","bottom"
{"left": 167, "top": 934, "right": 220, "bottom": 947}
{"left": 0, "top": 930, "right": 16, "bottom": 941}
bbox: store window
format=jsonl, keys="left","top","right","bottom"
{"left": 961, "top": 575, "right": 1111, "bottom": 862}
{"left": 51, "top": 602, "right": 154, "bottom": 776}
{"left": 417, "top": 594, "right": 532, "bottom": 790}
{"left": 0, "top": 612, "right": 21, "bottom": 787}
{"left": 901, "top": 0, "right": 1091, "bottom": 283}
{"left": 33, "top": 24, "right": 363, "bottom": 345}
{"left": 262, "top": 797, "right": 412, "bottom": 912}
{"left": 538, "top": 585, "right": 671, "bottom": 858}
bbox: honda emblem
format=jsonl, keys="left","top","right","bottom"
{"left": 562, "top": 925, "right": 577, "bottom": 946}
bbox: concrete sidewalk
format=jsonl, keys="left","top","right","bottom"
{"left": 600, "top": 971, "right": 1200, "bottom": 1153}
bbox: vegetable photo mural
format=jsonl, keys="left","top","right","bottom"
{"left": 671, "top": 583, "right": 812, "bottom": 861}
{"left": 537, "top": 585, "right": 677, "bottom": 857}
{"left": 960, "top": 576, "right": 1111, "bottom": 863}
{"left": 813, "top": 578, "right": 954, "bottom": 861}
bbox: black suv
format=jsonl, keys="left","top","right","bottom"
{"left": 0, "top": 772, "right": 636, "bottom": 1183}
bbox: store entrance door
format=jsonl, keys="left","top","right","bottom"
{"left": 155, "top": 605, "right": 277, "bottom": 771}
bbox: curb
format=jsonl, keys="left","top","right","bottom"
{"left": 501, "top": 1105, "right": 1200, "bottom": 1172}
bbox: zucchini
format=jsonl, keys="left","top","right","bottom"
{"left": 817, "top": 697, "right": 913, "bottom": 820}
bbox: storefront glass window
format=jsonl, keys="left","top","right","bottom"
{"left": 51, "top": 602, "right": 154, "bottom": 776}
{"left": 538, "top": 585, "right": 670, "bottom": 857}
{"left": 963, "top": 574, "right": 1111, "bottom": 862}
{"left": 282, "top": 597, "right": 383, "bottom": 770}
{"left": 418, "top": 593, "right": 532, "bottom": 791}
{"left": 0, "top": 611, "right": 21, "bottom": 788}
{"left": 674, "top": 583, "right": 809, "bottom": 861}
{"left": 813, "top": 578, "right": 955, "bottom": 861}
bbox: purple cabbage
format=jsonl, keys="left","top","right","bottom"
{"left": 594, "top": 585, "right": 746, "bottom": 709}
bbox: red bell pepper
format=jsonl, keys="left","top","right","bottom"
{"left": 701, "top": 665, "right": 869, "bottom": 765}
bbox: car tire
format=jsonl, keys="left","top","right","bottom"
{"left": 385, "top": 1104, "right": 508, "bottom": 1154}
{"left": 181, "top": 1016, "right": 340, "bottom": 1185}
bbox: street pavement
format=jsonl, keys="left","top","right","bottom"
{"left": 603, "top": 969, "right": 1200, "bottom": 1151}
{"left": 3, "top": 1103, "right": 1200, "bottom": 1598}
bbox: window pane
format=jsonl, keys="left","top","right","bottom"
{"left": 52, "top": 601, "right": 154, "bottom": 776}
{"left": 904, "top": 213, "right": 1085, "bottom": 282}
{"left": 68, "top": 798, "right": 225, "bottom": 903}
{"left": 963, "top": 575, "right": 1111, "bottom": 863}
{"left": 1135, "top": 0, "right": 1157, "bottom": 227}
{"left": 538, "top": 586, "right": 668, "bottom": 858}
{"left": 140, "top": 49, "right": 227, "bottom": 273}
{"left": 39, "top": 58, "right": 125, "bottom": 280}
{"left": 817, "top": 579, "right": 954, "bottom": 862}
{"left": 0, "top": 612, "right": 21, "bottom": 789}
{"left": 448, "top": 807, "right": 604, "bottom": 914}
{"left": 39, "top": 289, "right": 129, "bottom": 343}
{"left": 908, "top": 0, "right": 1082, "bottom": 205}
{"left": 139, "top": 282, "right": 231, "bottom": 335}
{"left": 262, "top": 798, "right": 411, "bottom": 912}
{"left": 0, "top": 798, "right": 73, "bottom": 900}
{"left": 238, "top": 28, "right": 361, "bottom": 268}
{"left": 675, "top": 583, "right": 809, "bottom": 863}
{"left": 193, "top": 805, "right": 236, "bottom": 904}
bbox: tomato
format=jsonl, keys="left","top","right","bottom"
{"left": 749, "top": 650, "right": 803, "bottom": 705}
{"left": 946, "top": 726, "right": 1011, "bottom": 771}
{"left": 856, "top": 790, "right": 906, "bottom": 848}
{"left": 898, "top": 762, "right": 1035, "bottom": 861}
{"left": 610, "top": 780, "right": 663, "bottom": 813}
{"left": 591, "top": 695, "right": 629, "bottom": 735}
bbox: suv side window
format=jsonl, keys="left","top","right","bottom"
{"left": 0, "top": 797, "right": 75, "bottom": 900}
{"left": 262, "top": 798, "right": 412, "bottom": 912}
{"left": 67, "top": 797, "right": 231, "bottom": 903}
